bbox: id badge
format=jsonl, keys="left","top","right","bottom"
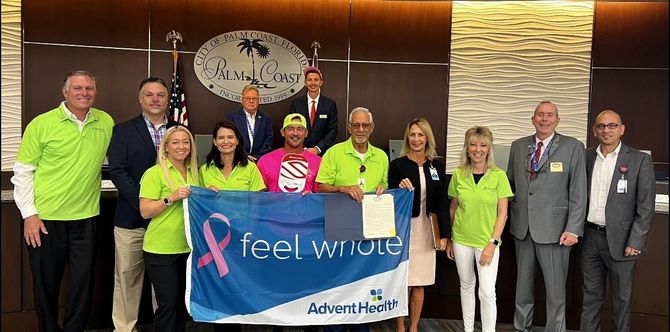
{"left": 429, "top": 166, "right": 440, "bottom": 180}
{"left": 358, "top": 177, "right": 366, "bottom": 191}
{"left": 617, "top": 179, "right": 627, "bottom": 193}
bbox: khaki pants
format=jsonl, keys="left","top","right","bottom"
{"left": 112, "top": 227, "right": 156, "bottom": 332}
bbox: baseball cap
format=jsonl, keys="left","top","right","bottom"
{"left": 283, "top": 113, "right": 307, "bottom": 129}
{"left": 303, "top": 66, "right": 322, "bottom": 78}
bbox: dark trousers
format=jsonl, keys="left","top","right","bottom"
{"left": 513, "top": 234, "right": 571, "bottom": 332}
{"left": 580, "top": 227, "right": 637, "bottom": 332}
{"left": 212, "top": 323, "right": 242, "bottom": 331}
{"left": 27, "top": 218, "right": 97, "bottom": 332}
{"left": 323, "top": 323, "right": 370, "bottom": 332}
{"left": 144, "top": 251, "right": 189, "bottom": 332}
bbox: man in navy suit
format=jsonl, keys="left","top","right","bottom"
{"left": 108, "top": 77, "right": 176, "bottom": 332}
{"left": 226, "top": 85, "right": 273, "bottom": 161}
{"left": 289, "top": 66, "right": 338, "bottom": 156}
{"left": 580, "top": 110, "right": 655, "bottom": 332}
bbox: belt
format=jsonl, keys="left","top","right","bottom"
{"left": 586, "top": 222, "right": 606, "bottom": 232}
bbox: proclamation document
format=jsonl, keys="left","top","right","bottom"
{"left": 362, "top": 194, "right": 396, "bottom": 239}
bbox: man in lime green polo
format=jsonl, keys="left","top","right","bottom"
{"left": 317, "top": 107, "right": 388, "bottom": 201}
{"left": 316, "top": 107, "right": 388, "bottom": 332}
{"left": 11, "top": 70, "right": 114, "bottom": 332}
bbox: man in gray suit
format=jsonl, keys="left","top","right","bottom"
{"left": 580, "top": 110, "right": 655, "bottom": 332}
{"left": 507, "top": 100, "right": 587, "bottom": 332}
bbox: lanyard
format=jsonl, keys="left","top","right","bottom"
{"left": 246, "top": 115, "right": 255, "bottom": 149}
{"left": 531, "top": 135, "right": 556, "bottom": 172}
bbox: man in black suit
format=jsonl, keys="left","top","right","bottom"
{"left": 289, "top": 66, "right": 338, "bottom": 156}
{"left": 108, "top": 77, "right": 176, "bottom": 332}
{"left": 580, "top": 110, "right": 655, "bottom": 332}
{"left": 226, "top": 85, "right": 273, "bottom": 161}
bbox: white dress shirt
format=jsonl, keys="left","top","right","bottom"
{"left": 244, "top": 109, "right": 256, "bottom": 150}
{"left": 587, "top": 142, "right": 622, "bottom": 226}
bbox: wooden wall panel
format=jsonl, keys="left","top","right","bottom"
{"left": 1, "top": 311, "right": 38, "bottom": 331}
{"left": 9, "top": 1, "right": 669, "bottom": 331}
{"left": 23, "top": 0, "right": 149, "bottom": 48}
{"left": 348, "top": 63, "right": 449, "bottom": 155}
{"left": 0, "top": 204, "right": 21, "bottom": 313}
{"left": 592, "top": 1, "right": 669, "bottom": 68}
{"left": 23, "top": 45, "right": 148, "bottom": 127}
{"left": 589, "top": 69, "right": 669, "bottom": 164}
{"left": 148, "top": 53, "right": 350, "bottom": 150}
{"left": 149, "top": 0, "right": 350, "bottom": 58}
{"left": 631, "top": 213, "right": 669, "bottom": 316}
{"left": 350, "top": 1, "right": 451, "bottom": 62}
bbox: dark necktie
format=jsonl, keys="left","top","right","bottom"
{"left": 530, "top": 141, "right": 543, "bottom": 180}
{"left": 310, "top": 100, "right": 316, "bottom": 127}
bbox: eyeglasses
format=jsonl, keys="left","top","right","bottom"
{"left": 594, "top": 123, "right": 621, "bottom": 130}
{"left": 359, "top": 165, "right": 366, "bottom": 173}
{"left": 349, "top": 123, "right": 372, "bottom": 130}
{"left": 243, "top": 97, "right": 259, "bottom": 102}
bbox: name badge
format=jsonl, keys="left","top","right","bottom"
{"left": 550, "top": 162, "right": 563, "bottom": 172}
{"left": 319, "top": 114, "right": 328, "bottom": 119}
{"left": 429, "top": 166, "right": 440, "bottom": 180}
{"left": 617, "top": 179, "right": 628, "bottom": 193}
{"left": 358, "top": 177, "right": 366, "bottom": 190}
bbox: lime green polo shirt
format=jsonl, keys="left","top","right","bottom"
{"left": 16, "top": 104, "right": 114, "bottom": 220}
{"left": 200, "top": 161, "right": 266, "bottom": 192}
{"left": 448, "top": 167, "right": 513, "bottom": 248}
{"left": 140, "top": 161, "right": 198, "bottom": 254}
{"left": 316, "top": 138, "right": 389, "bottom": 192}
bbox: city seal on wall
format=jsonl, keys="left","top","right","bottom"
{"left": 194, "top": 30, "right": 309, "bottom": 104}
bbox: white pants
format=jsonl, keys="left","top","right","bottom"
{"left": 453, "top": 241, "right": 500, "bottom": 332}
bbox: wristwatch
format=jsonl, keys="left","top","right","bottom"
{"left": 163, "top": 197, "right": 173, "bottom": 206}
{"left": 490, "top": 239, "right": 500, "bottom": 246}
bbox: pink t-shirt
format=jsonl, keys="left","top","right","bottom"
{"left": 256, "top": 149, "right": 321, "bottom": 193}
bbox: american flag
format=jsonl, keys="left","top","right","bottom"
{"left": 169, "top": 51, "right": 189, "bottom": 126}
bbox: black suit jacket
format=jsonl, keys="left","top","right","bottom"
{"left": 108, "top": 115, "right": 177, "bottom": 229}
{"left": 226, "top": 108, "right": 273, "bottom": 160}
{"left": 289, "top": 94, "right": 338, "bottom": 154}
{"left": 388, "top": 156, "right": 451, "bottom": 238}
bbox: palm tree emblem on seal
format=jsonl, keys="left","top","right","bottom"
{"left": 237, "top": 38, "right": 270, "bottom": 86}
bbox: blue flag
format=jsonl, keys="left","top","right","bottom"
{"left": 184, "top": 187, "right": 413, "bottom": 325}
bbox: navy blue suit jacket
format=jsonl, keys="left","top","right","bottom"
{"left": 289, "top": 94, "right": 338, "bottom": 154}
{"left": 226, "top": 108, "right": 273, "bottom": 160}
{"left": 107, "top": 115, "right": 177, "bottom": 229}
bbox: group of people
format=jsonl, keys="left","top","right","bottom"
{"left": 11, "top": 67, "right": 654, "bottom": 332}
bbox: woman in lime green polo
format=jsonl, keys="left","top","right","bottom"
{"left": 200, "top": 121, "right": 265, "bottom": 192}
{"left": 139, "top": 125, "right": 200, "bottom": 332}
{"left": 446, "top": 126, "right": 513, "bottom": 332}
{"left": 200, "top": 121, "right": 264, "bottom": 332}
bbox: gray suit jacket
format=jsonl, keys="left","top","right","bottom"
{"left": 507, "top": 133, "right": 587, "bottom": 243}
{"left": 586, "top": 143, "right": 655, "bottom": 261}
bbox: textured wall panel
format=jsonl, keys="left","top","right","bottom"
{"left": 447, "top": 1, "right": 593, "bottom": 171}
{"left": 1, "top": 0, "right": 21, "bottom": 171}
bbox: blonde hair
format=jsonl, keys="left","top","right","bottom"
{"left": 157, "top": 125, "right": 200, "bottom": 190}
{"left": 458, "top": 126, "right": 496, "bottom": 176}
{"left": 241, "top": 84, "right": 259, "bottom": 96}
{"left": 400, "top": 118, "right": 437, "bottom": 158}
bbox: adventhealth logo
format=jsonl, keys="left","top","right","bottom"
{"left": 307, "top": 288, "right": 399, "bottom": 315}
{"left": 370, "top": 289, "right": 382, "bottom": 302}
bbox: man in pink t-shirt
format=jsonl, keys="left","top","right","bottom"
{"left": 257, "top": 113, "right": 321, "bottom": 193}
